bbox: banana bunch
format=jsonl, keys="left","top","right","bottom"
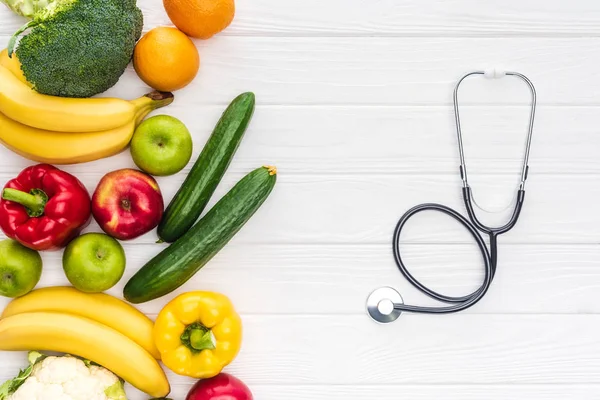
{"left": 0, "top": 53, "right": 174, "bottom": 164}
{"left": 0, "top": 287, "right": 171, "bottom": 398}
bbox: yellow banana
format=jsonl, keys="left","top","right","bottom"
{"left": 0, "top": 91, "right": 173, "bottom": 164}
{"left": 0, "top": 63, "right": 173, "bottom": 133}
{"left": 0, "top": 49, "right": 29, "bottom": 86}
{"left": 0, "top": 312, "right": 171, "bottom": 398}
{"left": 1, "top": 287, "right": 160, "bottom": 359}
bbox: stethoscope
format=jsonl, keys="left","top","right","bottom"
{"left": 367, "top": 69, "right": 537, "bottom": 323}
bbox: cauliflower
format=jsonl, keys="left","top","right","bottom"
{"left": 0, "top": 352, "right": 127, "bottom": 400}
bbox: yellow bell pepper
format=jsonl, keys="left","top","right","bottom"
{"left": 154, "top": 291, "right": 243, "bottom": 378}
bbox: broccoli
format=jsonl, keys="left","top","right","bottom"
{"left": 1, "top": 0, "right": 143, "bottom": 98}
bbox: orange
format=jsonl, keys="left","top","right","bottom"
{"left": 163, "top": 0, "right": 235, "bottom": 39}
{"left": 133, "top": 27, "right": 200, "bottom": 92}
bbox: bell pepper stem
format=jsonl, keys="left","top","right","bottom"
{"left": 2, "top": 188, "right": 48, "bottom": 217}
{"left": 190, "top": 328, "right": 216, "bottom": 351}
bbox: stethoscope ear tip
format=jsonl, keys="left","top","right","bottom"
{"left": 367, "top": 287, "right": 403, "bottom": 324}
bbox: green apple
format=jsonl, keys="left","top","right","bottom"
{"left": 63, "top": 233, "right": 126, "bottom": 293}
{"left": 0, "top": 239, "right": 42, "bottom": 298}
{"left": 130, "top": 115, "right": 193, "bottom": 176}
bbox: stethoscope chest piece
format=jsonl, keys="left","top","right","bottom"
{"left": 367, "top": 287, "right": 404, "bottom": 323}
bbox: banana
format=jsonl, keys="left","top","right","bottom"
{"left": 0, "top": 91, "right": 173, "bottom": 164}
{"left": 0, "top": 312, "right": 171, "bottom": 397}
{"left": 1, "top": 287, "right": 160, "bottom": 359}
{"left": 0, "top": 49, "right": 29, "bottom": 86}
{"left": 0, "top": 64, "right": 172, "bottom": 133}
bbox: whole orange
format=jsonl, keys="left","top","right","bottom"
{"left": 133, "top": 27, "right": 200, "bottom": 92}
{"left": 163, "top": 0, "right": 235, "bottom": 39}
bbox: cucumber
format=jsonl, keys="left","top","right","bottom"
{"left": 124, "top": 166, "right": 277, "bottom": 304}
{"left": 157, "top": 92, "right": 255, "bottom": 243}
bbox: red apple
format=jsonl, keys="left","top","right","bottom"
{"left": 92, "top": 169, "right": 164, "bottom": 240}
{"left": 186, "top": 373, "right": 253, "bottom": 400}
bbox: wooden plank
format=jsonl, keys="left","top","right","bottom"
{"left": 0, "top": 243, "right": 596, "bottom": 315}
{"left": 1, "top": 105, "right": 596, "bottom": 175}
{"left": 1, "top": 35, "right": 599, "bottom": 106}
{"left": 3, "top": 0, "right": 600, "bottom": 37}
{"left": 1, "top": 171, "right": 594, "bottom": 245}
{"left": 4, "top": 315, "right": 600, "bottom": 386}
{"left": 174, "top": 384, "right": 600, "bottom": 400}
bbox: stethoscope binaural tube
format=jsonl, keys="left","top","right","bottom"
{"left": 367, "top": 70, "right": 537, "bottom": 323}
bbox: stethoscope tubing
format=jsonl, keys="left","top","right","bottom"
{"left": 392, "top": 202, "right": 496, "bottom": 314}
{"left": 368, "top": 70, "right": 537, "bottom": 321}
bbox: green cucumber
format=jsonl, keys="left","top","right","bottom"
{"left": 157, "top": 92, "right": 255, "bottom": 243}
{"left": 124, "top": 166, "right": 277, "bottom": 304}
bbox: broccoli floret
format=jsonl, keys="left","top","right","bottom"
{"left": 6, "top": 0, "right": 143, "bottom": 98}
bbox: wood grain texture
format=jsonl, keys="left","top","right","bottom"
{"left": 4, "top": 315, "right": 600, "bottom": 390}
{"left": 158, "top": 384, "right": 600, "bottom": 400}
{"left": 0, "top": 1, "right": 599, "bottom": 399}
{"left": 3, "top": 0, "right": 600, "bottom": 37}
{"left": 1, "top": 105, "right": 597, "bottom": 175}
{"left": 2, "top": 34, "right": 598, "bottom": 106}
{"left": 0, "top": 244, "right": 597, "bottom": 315}
{"left": 0, "top": 171, "right": 597, "bottom": 245}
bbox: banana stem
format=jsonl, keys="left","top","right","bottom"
{"left": 132, "top": 91, "right": 174, "bottom": 126}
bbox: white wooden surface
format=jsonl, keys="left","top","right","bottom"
{"left": 2, "top": 1, "right": 600, "bottom": 398}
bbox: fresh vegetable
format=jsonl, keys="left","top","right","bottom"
{"left": 0, "top": 164, "right": 91, "bottom": 251}
{"left": 1, "top": 286, "right": 160, "bottom": 358}
{"left": 92, "top": 169, "right": 164, "bottom": 241}
{"left": 0, "top": 239, "right": 42, "bottom": 298}
{"left": 0, "top": 351, "right": 127, "bottom": 400}
{"left": 164, "top": 0, "right": 235, "bottom": 39}
{"left": 0, "top": 312, "right": 170, "bottom": 397}
{"left": 158, "top": 92, "right": 256, "bottom": 243}
{"left": 124, "top": 165, "right": 277, "bottom": 303}
{"left": 63, "top": 233, "right": 126, "bottom": 293}
{"left": 133, "top": 27, "right": 200, "bottom": 92}
{"left": 154, "top": 291, "right": 243, "bottom": 378}
{"left": 0, "top": 66, "right": 173, "bottom": 133}
{"left": 131, "top": 115, "right": 194, "bottom": 177}
{"left": 2, "top": 0, "right": 144, "bottom": 98}
{"left": 0, "top": 91, "right": 174, "bottom": 165}
{"left": 186, "top": 373, "right": 253, "bottom": 400}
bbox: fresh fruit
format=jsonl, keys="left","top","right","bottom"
{"left": 164, "top": 0, "right": 235, "bottom": 39}
{"left": 62, "top": 233, "right": 126, "bottom": 293}
{"left": 133, "top": 27, "right": 200, "bottom": 92}
{"left": 0, "top": 239, "right": 42, "bottom": 298}
{"left": 154, "top": 292, "right": 243, "bottom": 378}
{"left": 92, "top": 169, "right": 165, "bottom": 240}
{"left": 1, "top": 286, "right": 160, "bottom": 359}
{"left": 0, "top": 48, "right": 29, "bottom": 86}
{"left": 124, "top": 165, "right": 277, "bottom": 303}
{"left": 0, "top": 92, "right": 174, "bottom": 165}
{"left": 0, "top": 311, "right": 171, "bottom": 397}
{"left": 3, "top": 0, "right": 143, "bottom": 98}
{"left": 0, "top": 65, "right": 172, "bottom": 133}
{"left": 0, "top": 164, "right": 91, "bottom": 251}
{"left": 158, "top": 92, "right": 255, "bottom": 243}
{"left": 186, "top": 373, "right": 253, "bottom": 400}
{"left": 131, "top": 115, "right": 193, "bottom": 176}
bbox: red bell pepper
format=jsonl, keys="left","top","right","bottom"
{"left": 0, "top": 164, "right": 92, "bottom": 251}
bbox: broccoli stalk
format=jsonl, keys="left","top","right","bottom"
{"left": 2, "top": 0, "right": 143, "bottom": 98}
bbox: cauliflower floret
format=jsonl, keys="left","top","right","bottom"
{"left": 32, "top": 356, "right": 90, "bottom": 385}
{"left": 8, "top": 377, "right": 70, "bottom": 400}
{"left": 7, "top": 354, "right": 126, "bottom": 400}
